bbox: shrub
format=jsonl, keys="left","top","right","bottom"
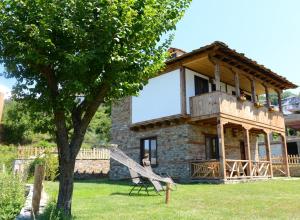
{"left": 34, "top": 140, "right": 56, "bottom": 148}
{"left": 0, "top": 145, "right": 17, "bottom": 172}
{"left": 28, "top": 152, "right": 59, "bottom": 181}
{"left": 0, "top": 173, "right": 25, "bottom": 220}
{"left": 38, "top": 201, "right": 72, "bottom": 220}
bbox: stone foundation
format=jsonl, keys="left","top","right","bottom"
{"left": 289, "top": 166, "right": 300, "bottom": 177}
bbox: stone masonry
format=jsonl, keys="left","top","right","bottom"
{"left": 110, "top": 97, "right": 260, "bottom": 182}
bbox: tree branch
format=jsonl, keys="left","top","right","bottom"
{"left": 69, "top": 83, "right": 109, "bottom": 157}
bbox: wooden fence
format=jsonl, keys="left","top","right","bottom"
{"left": 17, "top": 146, "right": 110, "bottom": 160}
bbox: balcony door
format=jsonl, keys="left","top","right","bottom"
{"left": 194, "top": 75, "right": 209, "bottom": 96}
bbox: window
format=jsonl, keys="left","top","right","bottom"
{"left": 211, "top": 83, "right": 216, "bottom": 92}
{"left": 140, "top": 137, "right": 157, "bottom": 166}
{"left": 194, "top": 75, "right": 209, "bottom": 95}
{"left": 205, "top": 136, "right": 219, "bottom": 160}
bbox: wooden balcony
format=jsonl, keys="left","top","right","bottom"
{"left": 190, "top": 91, "right": 285, "bottom": 130}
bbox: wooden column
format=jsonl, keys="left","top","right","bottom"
{"left": 32, "top": 164, "right": 45, "bottom": 217}
{"left": 234, "top": 71, "right": 240, "bottom": 97}
{"left": 264, "top": 85, "right": 271, "bottom": 108}
{"left": 243, "top": 128, "right": 252, "bottom": 178}
{"left": 264, "top": 132, "right": 273, "bottom": 177}
{"left": 251, "top": 78, "right": 257, "bottom": 103}
{"left": 217, "top": 119, "right": 226, "bottom": 180}
{"left": 281, "top": 134, "right": 290, "bottom": 177}
{"left": 277, "top": 91, "right": 283, "bottom": 112}
{"left": 180, "top": 67, "right": 187, "bottom": 115}
{"left": 214, "top": 63, "right": 221, "bottom": 91}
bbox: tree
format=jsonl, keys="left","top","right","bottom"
{"left": 2, "top": 100, "right": 32, "bottom": 144}
{"left": 0, "top": 0, "right": 191, "bottom": 215}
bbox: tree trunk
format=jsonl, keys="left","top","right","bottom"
{"left": 57, "top": 155, "right": 76, "bottom": 216}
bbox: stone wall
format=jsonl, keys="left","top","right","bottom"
{"left": 110, "top": 97, "right": 260, "bottom": 182}
{"left": 13, "top": 158, "right": 110, "bottom": 179}
{"left": 74, "top": 159, "right": 110, "bottom": 178}
{"left": 289, "top": 166, "right": 300, "bottom": 177}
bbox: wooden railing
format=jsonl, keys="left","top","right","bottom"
{"left": 17, "top": 146, "right": 110, "bottom": 160}
{"left": 225, "top": 159, "right": 249, "bottom": 179}
{"left": 190, "top": 91, "right": 284, "bottom": 129}
{"left": 251, "top": 161, "right": 271, "bottom": 177}
{"left": 261, "top": 154, "right": 300, "bottom": 165}
{"left": 192, "top": 156, "right": 300, "bottom": 180}
{"left": 76, "top": 148, "right": 110, "bottom": 160}
{"left": 190, "top": 160, "right": 220, "bottom": 179}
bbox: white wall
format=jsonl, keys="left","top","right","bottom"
{"left": 185, "top": 69, "right": 209, "bottom": 114}
{"left": 131, "top": 69, "right": 181, "bottom": 123}
{"left": 227, "top": 84, "right": 235, "bottom": 95}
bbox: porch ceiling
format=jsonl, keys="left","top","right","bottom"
{"left": 183, "top": 56, "right": 273, "bottom": 95}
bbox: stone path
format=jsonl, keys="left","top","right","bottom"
{"left": 16, "top": 184, "right": 48, "bottom": 220}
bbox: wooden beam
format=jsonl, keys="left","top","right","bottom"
{"left": 281, "top": 134, "right": 290, "bottom": 177}
{"left": 234, "top": 70, "right": 241, "bottom": 97}
{"left": 243, "top": 128, "right": 253, "bottom": 178}
{"left": 212, "top": 56, "right": 283, "bottom": 91}
{"left": 264, "top": 132, "right": 273, "bottom": 178}
{"left": 180, "top": 67, "right": 187, "bottom": 115}
{"left": 264, "top": 85, "right": 271, "bottom": 108}
{"left": 277, "top": 90, "right": 283, "bottom": 112}
{"left": 214, "top": 63, "right": 221, "bottom": 91}
{"left": 214, "top": 51, "right": 286, "bottom": 88}
{"left": 250, "top": 78, "right": 257, "bottom": 103}
{"left": 217, "top": 118, "right": 226, "bottom": 180}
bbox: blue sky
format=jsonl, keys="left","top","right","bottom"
{"left": 1, "top": 0, "right": 299, "bottom": 97}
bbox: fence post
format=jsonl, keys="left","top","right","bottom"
{"left": 31, "top": 164, "right": 45, "bottom": 217}
{"left": 165, "top": 183, "right": 171, "bottom": 204}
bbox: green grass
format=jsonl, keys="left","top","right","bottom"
{"left": 44, "top": 179, "right": 300, "bottom": 220}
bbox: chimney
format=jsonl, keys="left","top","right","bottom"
{"left": 168, "top": 47, "right": 186, "bottom": 59}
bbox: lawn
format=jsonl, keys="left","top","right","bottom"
{"left": 44, "top": 179, "right": 300, "bottom": 220}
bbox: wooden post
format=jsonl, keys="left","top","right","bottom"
{"left": 217, "top": 119, "right": 226, "bottom": 180}
{"left": 234, "top": 71, "right": 240, "bottom": 97}
{"left": 251, "top": 78, "right": 257, "bottom": 103}
{"left": 165, "top": 183, "right": 171, "bottom": 204}
{"left": 214, "top": 63, "right": 221, "bottom": 91}
{"left": 180, "top": 67, "right": 187, "bottom": 115}
{"left": 281, "top": 134, "right": 290, "bottom": 177}
{"left": 243, "top": 128, "right": 252, "bottom": 178}
{"left": 32, "top": 164, "right": 45, "bottom": 217}
{"left": 264, "top": 132, "right": 273, "bottom": 177}
{"left": 277, "top": 91, "right": 283, "bottom": 112}
{"left": 264, "top": 85, "right": 271, "bottom": 108}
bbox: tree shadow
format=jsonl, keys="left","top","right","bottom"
{"left": 73, "top": 178, "right": 132, "bottom": 186}
{"left": 110, "top": 192, "right": 161, "bottom": 197}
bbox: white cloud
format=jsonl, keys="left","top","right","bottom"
{"left": 0, "top": 85, "right": 12, "bottom": 99}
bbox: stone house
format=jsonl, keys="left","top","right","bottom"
{"left": 110, "top": 41, "right": 297, "bottom": 183}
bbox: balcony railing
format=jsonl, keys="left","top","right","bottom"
{"left": 190, "top": 91, "right": 284, "bottom": 128}
{"left": 190, "top": 160, "right": 220, "bottom": 179}
{"left": 191, "top": 159, "right": 272, "bottom": 180}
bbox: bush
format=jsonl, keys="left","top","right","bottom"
{"left": 34, "top": 140, "right": 56, "bottom": 148}
{"left": 28, "top": 152, "right": 59, "bottom": 181}
{"left": 0, "top": 145, "right": 17, "bottom": 172}
{"left": 38, "top": 201, "right": 72, "bottom": 220}
{"left": 0, "top": 173, "right": 25, "bottom": 220}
